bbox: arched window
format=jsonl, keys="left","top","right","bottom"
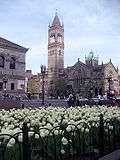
{"left": 0, "top": 56, "right": 4, "bottom": 68}
{"left": 50, "top": 67, "right": 53, "bottom": 72}
{"left": 59, "top": 50, "right": 61, "bottom": 55}
{"left": 10, "top": 57, "right": 15, "bottom": 69}
{"left": 57, "top": 35, "right": 62, "bottom": 43}
{"left": 50, "top": 35, "right": 55, "bottom": 43}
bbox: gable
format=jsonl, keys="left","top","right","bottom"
{"left": 0, "top": 37, "right": 28, "bottom": 53}
{"left": 66, "top": 60, "right": 91, "bottom": 79}
{"left": 104, "top": 62, "right": 118, "bottom": 78}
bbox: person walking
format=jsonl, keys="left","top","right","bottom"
{"left": 76, "top": 93, "right": 80, "bottom": 106}
{"left": 67, "top": 93, "right": 74, "bottom": 107}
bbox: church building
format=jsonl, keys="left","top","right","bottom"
{"left": 26, "top": 13, "right": 120, "bottom": 98}
{"left": 65, "top": 51, "right": 119, "bottom": 97}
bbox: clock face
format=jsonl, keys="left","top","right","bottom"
{"left": 50, "top": 36, "right": 55, "bottom": 43}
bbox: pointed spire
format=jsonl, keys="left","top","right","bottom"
{"left": 48, "top": 22, "right": 50, "bottom": 28}
{"left": 117, "top": 66, "right": 119, "bottom": 73}
{"left": 51, "top": 10, "right": 61, "bottom": 26}
{"left": 55, "top": 9, "right": 58, "bottom": 15}
{"left": 109, "top": 58, "right": 111, "bottom": 63}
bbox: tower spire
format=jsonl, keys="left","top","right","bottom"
{"left": 55, "top": 9, "right": 58, "bottom": 15}
{"left": 51, "top": 10, "right": 61, "bottom": 26}
{"left": 48, "top": 13, "right": 64, "bottom": 94}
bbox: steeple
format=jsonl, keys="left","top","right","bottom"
{"left": 48, "top": 12, "right": 64, "bottom": 93}
{"left": 51, "top": 11, "right": 61, "bottom": 26}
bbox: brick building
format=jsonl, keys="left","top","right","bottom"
{"left": 26, "top": 71, "right": 48, "bottom": 98}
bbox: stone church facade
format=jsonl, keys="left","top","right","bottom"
{"left": 0, "top": 37, "right": 28, "bottom": 96}
{"left": 47, "top": 13, "right": 119, "bottom": 97}
{"left": 65, "top": 52, "right": 119, "bottom": 98}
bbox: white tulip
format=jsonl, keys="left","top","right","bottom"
{"left": 54, "top": 130, "right": 59, "bottom": 135}
{"left": 35, "top": 134, "right": 39, "bottom": 139}
{"left": 66, "top": 126, "right": 71, "bottom": 132}
{"left": 18, "top": 133, "right": 23, "bottom": 142}
{"left": 7, "top": 138, "right": 15, "bottom": 147}
{"left": 40, "top": 132, "right": 45, "bottom": 138}
{"left": 28, "top": 132, "right": 34, "bottom": 137}
{"left": 61, "top": 149, "right": 65, "bottom": 154}
{"left": 62, "top": 137, "right": 68, "bottom": 145}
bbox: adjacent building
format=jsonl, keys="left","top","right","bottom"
{"left": 25, "top": 71, "right": 48, "bottom": 98}
{"left": 0, "top": 37, "right": 28, "bottom": 96}
{"left": 65, "top": 51, "right": 119, "bottom": 97}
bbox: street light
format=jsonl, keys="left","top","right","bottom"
{"left": 2, "top": 74, "right": 8, "bottom": 98}
{"left": 40, "top": 65, "right": 46, "bottom": 105}
{"left": 106, "top": 76, "right": 112, "bottom": 99}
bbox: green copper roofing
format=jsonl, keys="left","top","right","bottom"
{"left": 87, "top": 51, "right": 98, "bottom": 60}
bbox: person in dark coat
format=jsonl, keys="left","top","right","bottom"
{"left": 67, "top": 93, "right": 75, "bottom": 107}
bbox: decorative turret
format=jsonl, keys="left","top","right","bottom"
{"left": 117, "top": 66, "right": 119, "bottom": 73}
{"left": 85, "top": 50, "right": 98, "bottom": 67}
{"left": 109, "top": 58, "right": 112, "bottom": 63}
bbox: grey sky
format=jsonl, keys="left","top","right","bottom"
{"left": 0, "top": 0, "right": 120, "bottom": 73}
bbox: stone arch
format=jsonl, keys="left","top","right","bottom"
{"left": 10, "top": 57, "right": 15, "bottom": 69}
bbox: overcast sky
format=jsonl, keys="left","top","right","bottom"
{"left": 0, "top": 0, "right": 120, "bottom": 74}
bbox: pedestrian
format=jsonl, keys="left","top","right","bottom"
{"left": 75, "top": 93, "right": 80, "bottom": 106}
{"left": 67, "top": 93, "right": 75, "bottom": 107}
{"left": 21, "top": 103, "right": 24, "bottom": 109}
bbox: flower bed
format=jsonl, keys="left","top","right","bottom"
{"left": 0, "top": 106, "right": 120, "bottom": 135}
{"left": 0, "top": 106, "right": 120, "bottom": 160}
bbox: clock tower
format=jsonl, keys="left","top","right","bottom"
{"left": 48, "top": 12, "right": 64, "bottom": 89}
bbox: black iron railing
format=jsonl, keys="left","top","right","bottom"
{"left": 0, "top": 114, "right": 120, "bottom": 160}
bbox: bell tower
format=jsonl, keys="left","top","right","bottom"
{"left": 48, "top": 12, "right": 64, "bottom": 85}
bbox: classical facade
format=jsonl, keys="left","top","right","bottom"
{"left": 47, "top": 12, "right": 64, "bottom": 92}
{"left": 0, "top": 37, "right": 28, "bottom": 96}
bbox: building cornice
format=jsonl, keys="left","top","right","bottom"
{"left": 0, "top": 37, "right": 29, "bottom": 53}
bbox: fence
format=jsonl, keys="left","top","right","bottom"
{"left": 0, "top": 114, "right": 120, "bottom": 160}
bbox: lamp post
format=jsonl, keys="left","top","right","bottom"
{"left": 41, "top": 65, "right": 46, "bottom": 105}
{"left": 2, "top": 75, "right": 8, "bottom": 98}
{"left": 106, "top": 76, "right": 112, "bottom": 99}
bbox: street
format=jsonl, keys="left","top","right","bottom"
{"left": 21, "top": 99, "right": 68, "bottom": 108}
